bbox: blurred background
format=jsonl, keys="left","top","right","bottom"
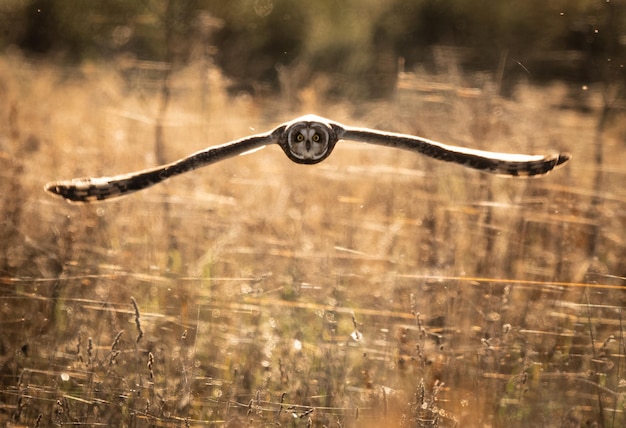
{"left": 0, "top": 1, "right": 625, "bottom": 427}
{"left": 3, "top": 0, "right": 626, "bottom": 96}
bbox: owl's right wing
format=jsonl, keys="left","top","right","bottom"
{"left": 45, "top": 130, "right": 282, "bottom": 203}
{"left": 341, "top": 126, "right": 571, "bottom": 177}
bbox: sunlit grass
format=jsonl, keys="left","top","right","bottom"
{"left": 0, "top": 53, "right": 624, "bottom": 427}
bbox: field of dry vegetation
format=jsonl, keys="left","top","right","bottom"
{"left": 0, "top": 53, "right": 625, "bottom": 427}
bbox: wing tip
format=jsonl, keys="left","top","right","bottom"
{"left": 44, "top": 181, "right": 67, "bottom": 198}
{"left": 556, "top": 152, "right": 572, "bottom": 167}
{"left": 44, "top": 182, "right": 75, "bottom": 203}
{"left": 44, "top": 180, "right": 97, "bottom": 203}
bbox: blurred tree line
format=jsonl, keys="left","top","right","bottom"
{"left": 0, "top": 0, "right": 624, "bottom": 97}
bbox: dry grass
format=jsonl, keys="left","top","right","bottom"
{"left": 0, "top": 52, "right": 625, "bottom": 427}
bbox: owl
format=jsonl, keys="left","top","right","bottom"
{"left": 45, "top": 114, "right": 570, "bottom": 202}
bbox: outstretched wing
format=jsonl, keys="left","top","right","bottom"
{"left": 341, "top": 126, "right": 571, "bottom": 176}
{"left": 45, "top": 132, "right": 279, "bottom": 202}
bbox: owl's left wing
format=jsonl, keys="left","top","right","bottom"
{"left": 341, "top": 126, "right": 571, "bottom": 177}
{"left": 45, "top": 131, "right": 281, "bottom": 202}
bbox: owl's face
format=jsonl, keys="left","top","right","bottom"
{"left": 278, "top": 117, "right": 339, "bottom": 164}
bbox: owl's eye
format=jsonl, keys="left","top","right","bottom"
{"left": 296, "top": 133, "right": 305, "bottom": 142}
{"left": 312, "top": 133, "right": 320, "bottom": 142}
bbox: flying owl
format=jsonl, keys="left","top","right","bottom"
{"left": 45, "top": 114, "right": 571, "bottom": 202}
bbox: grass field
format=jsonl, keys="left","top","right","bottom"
{"left": 0, "top": 53, "right": 625, "bottom": 427}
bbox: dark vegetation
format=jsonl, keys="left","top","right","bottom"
{"left": 0, "top": 1, "right": 625, "bottom": 426}
{"left": 2, "top": 0, "right": 626, "bottom": 96}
